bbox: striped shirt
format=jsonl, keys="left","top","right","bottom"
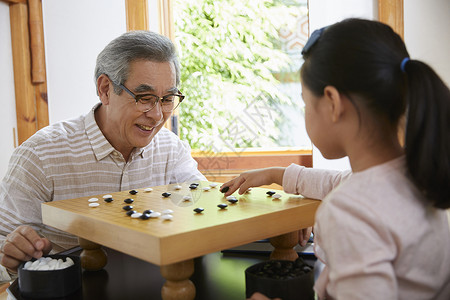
{"left": 0, "top": 103, "right": 205, "bottom": 260}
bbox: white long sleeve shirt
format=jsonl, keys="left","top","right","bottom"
{"left": 283, "top": 156, "right": 450, "bottom": 300}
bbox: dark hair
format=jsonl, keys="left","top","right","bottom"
{"left": 301, "top": 18, "right": 450, "bottom": 209}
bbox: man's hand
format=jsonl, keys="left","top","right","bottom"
{"left": 0, "top": 225, "right": 52, "bottom": 273}
{"left": 298, "top": 227, "right": 313, "bottom": 247}
{"left": 247, "top": 292, "right": 281, "bottom": 300}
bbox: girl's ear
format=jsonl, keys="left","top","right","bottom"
{"left": 323, "top": 85, "right": 345, "bottom": 123}
{"left": 97, "top": 74, "right": 111, "bottom": 105}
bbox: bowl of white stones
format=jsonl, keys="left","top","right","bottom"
{"left": 18, "top": 255, "right": 82, "bottom": 299}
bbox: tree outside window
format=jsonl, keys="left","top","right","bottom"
{"left": 174, "top": 0, "right": 310, "bottom": 154}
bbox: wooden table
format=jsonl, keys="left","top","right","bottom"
{"left": 41, "top": 181, "right": 320, "bottom": 300}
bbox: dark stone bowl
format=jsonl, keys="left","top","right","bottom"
{"left": 18, "top": 254, "right": 82, "bottom": 299}
{"left": 245, "top": 258, "right": 314, "bottom": 300}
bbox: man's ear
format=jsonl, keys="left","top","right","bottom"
{"left": 97, "top": 74, "right": 111, "bottom": 105}
{"left": 323, "top": 85, "right": 344, "bottom": 123}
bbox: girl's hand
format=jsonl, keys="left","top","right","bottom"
{"left": 220, "top": 167, "right": 286, "bottom": 196}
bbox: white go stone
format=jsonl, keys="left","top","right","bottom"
{"left": 161, "top": 214, "right": 173, "bottom": 221}
{"left": 272, "top": 194, "right": 282, "bottom": 199}
{"left": 88, "top": 198, "right": 99, "bottom": 202}
{"left": 30, "top": 260, "right": 40, "bottom": 268}
{"left": 209, "top": 183, "right": 218, "bottom": 188}
{"left": 131, "top": 212, "right": 143, "bottom": 218}
{"left": 202, "top": 187, "right": 211, "bottom": 191}
{"left": 144, "top": 187, "right": 153, "bottom": 192}
{"left": 149, "top": 212, "right": 161, "bottom": 218}
{"left": 23, "top": 257, "right": 74, "bottom": 271}
{"left": 246, "top": 188, "right": 252, "bottom": 192}
{"left": 102, "top": 195, "right": 113, "bottom": 199}
{"left": 183, "top": 195, "right": 192, "bottom": 201}
{"left": 174, "top": 185, "right": 182, "bottom": 190}
{"left": 55, "top": 259, "right": 63, "bottom": 270}
{"left": 162, "top": 209, "right": 174, "bottom": 215}
{"left": 89, "top": 202, "right": 100, "bottom": 207}
{"left": 226, "top": 195, "right": 237, "bottom": 200}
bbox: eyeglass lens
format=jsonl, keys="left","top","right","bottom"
{"left": 136, "top": 95, "right": 182, "bottom": 113}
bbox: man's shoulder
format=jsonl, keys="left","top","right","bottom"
{"left": 24, "top": 114, "right": 87, "bottom": 147}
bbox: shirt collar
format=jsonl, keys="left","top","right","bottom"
{"left": 84, "top": 103, "right": 116, "bottom": 161}
{"left": 84, "top": 103, "right": 151, "bottom": 161}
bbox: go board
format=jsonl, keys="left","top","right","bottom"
{"left": 42, "top": 181, "right": 320, "bottom": 266}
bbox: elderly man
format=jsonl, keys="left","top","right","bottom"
{"left": 0, "top": 31, "right": 205, "bottom": 281}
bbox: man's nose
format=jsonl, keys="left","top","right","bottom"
{"left": 144, "top": 102, "right": 164, "bottom": 122}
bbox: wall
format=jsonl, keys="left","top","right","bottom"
{"left": 404, "top": 0, "right": 450, "bottom": 87}
{"left": 42, "top": 0, "right": 127, "bottom": 124}
{"left": 43, "top": 0, "right": 162, "bottom": 124}
{"left": 0, "top": 2, "right": 17, "bottom": 178}
{"left": 309, "top": 0, "right": 378, "bottom": 170}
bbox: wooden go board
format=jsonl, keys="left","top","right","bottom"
{"left": 42, "top": 181, "right": 320, "bottom": 266}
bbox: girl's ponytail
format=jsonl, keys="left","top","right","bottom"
{"left": 403, "top": 60, "right": 450, "bottom": 208}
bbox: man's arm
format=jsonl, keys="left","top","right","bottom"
{"left": 0, "top": 141, "right": 53, "bottom": 276}
{"left": 170, "top": 139, "right": 206, "bottom": 183}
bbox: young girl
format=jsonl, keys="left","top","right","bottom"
{"left": 222, "top": 18, "right": 450, "bottom": 299}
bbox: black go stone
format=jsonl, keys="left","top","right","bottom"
{"left": 126, "top": 210, "right": 137, "bottom": 216}
{"left": 129, "top": 190, "right": 138, "bottom": 195}
{"left": 266, "top": 191, "right": 276, "bottom": 196}
{"left": 193, "top": 208, "right": 204, "bottom": 213}
{"left": 103, "top": 197, "right": 113, "bottom": 203}
{"left": 124, "top": 198, "right": 134, "bottom": 204}
{"left": 217, "top": 203, "right": 228, "bottom": 209}
{"left": 143, "top": 209, "right": 153, "bottom": 214}
{"left": 189, "top": 184, "right": 198, "bottom": 190}
{"left": 227, "top": 198, "right": 238, "bottom": 204}
{"left": 162, "top": 192, "right": 171, "bottom": 197}
{"left": 220, "top": 186, "right": 230, "bottom": 193}
{"left": 140, "top": 213, "right": 151, "bottom": 220}
{"left": 251, "top": 258, "right": 312, "bottom": 280}
{"left": 122, "top": 205, "right": 134, "bottom": 211}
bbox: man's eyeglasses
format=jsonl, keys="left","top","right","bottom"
{"left": 115, "top": 82, "right": 185, "bottom": 113}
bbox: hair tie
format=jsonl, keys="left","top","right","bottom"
{"left": 400, "top": 57, "right": 410, "bottom": 72}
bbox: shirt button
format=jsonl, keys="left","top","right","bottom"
{"left": 112, "top": 151, "right": 120, "bottom": 157}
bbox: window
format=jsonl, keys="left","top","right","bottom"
{"left": 174, "top": 0, "right": 309, "bottom": 151}
{"left": 173, "top": 0, "right": 311, "bottom": 181}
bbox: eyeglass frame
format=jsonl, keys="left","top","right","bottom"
{"left": 112, "top": 80, "right": 185, "bottom": 113}
{"left": 301, "top": 26, "right": 329, "bottom": 55}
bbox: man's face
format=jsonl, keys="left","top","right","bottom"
{"left": 102, "top": 60, "right": 177, "bottom": 156}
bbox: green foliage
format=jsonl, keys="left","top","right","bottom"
{"left": 174, "top": 0, "right": 299, "bottom": 151}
